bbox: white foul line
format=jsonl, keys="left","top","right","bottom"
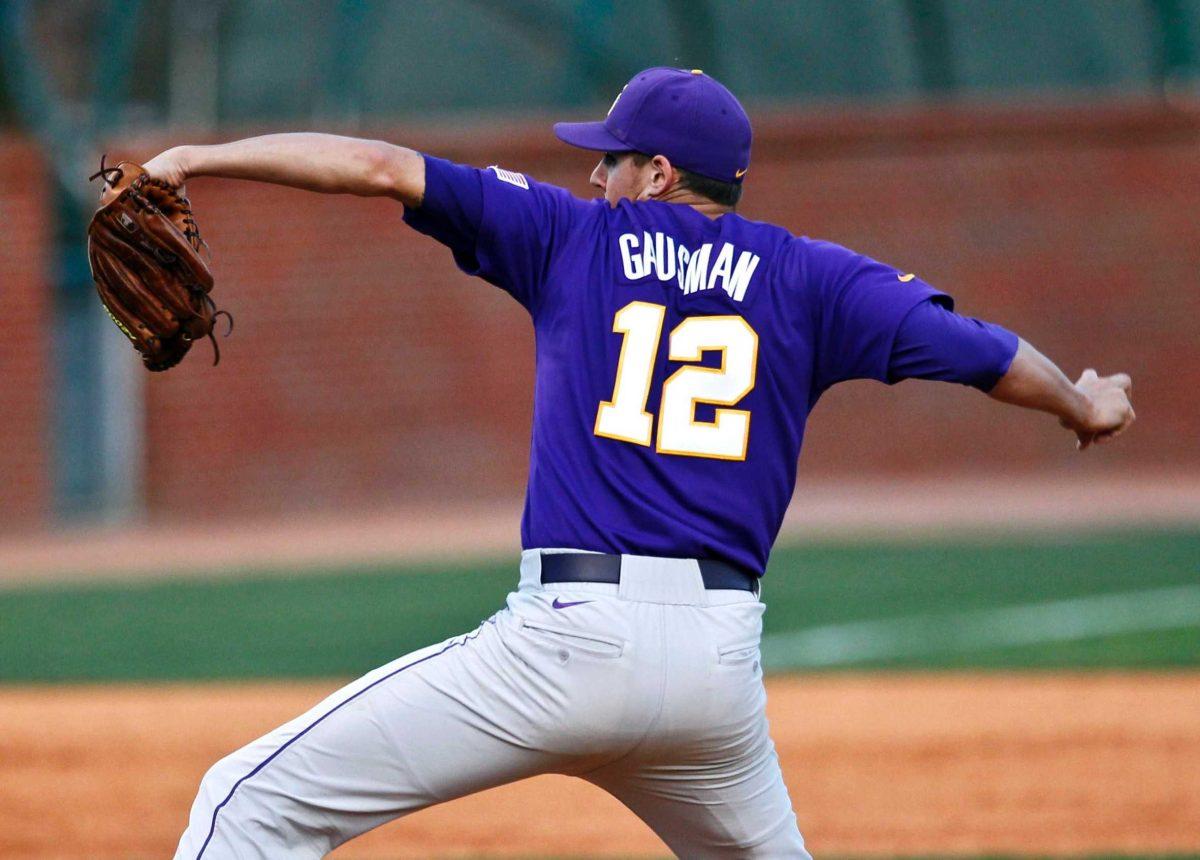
{"left": 761, "top": 584, "right": 1200, "bottom": 669}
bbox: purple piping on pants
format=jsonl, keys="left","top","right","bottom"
{"left": 195, "top": 622, "right": 492, "bottom": 858}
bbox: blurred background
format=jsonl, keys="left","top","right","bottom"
{"left": 1, "top": 1, "right": 1198, "bottom": 858}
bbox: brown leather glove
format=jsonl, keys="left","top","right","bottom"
{"left": 87, "top": 157, "right": 231, "bottom": 371}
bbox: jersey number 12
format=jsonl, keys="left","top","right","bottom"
{"left": 595, "top": 301, "right": 758, "bottom": 461}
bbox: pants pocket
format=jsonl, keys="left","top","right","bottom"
{"left": 516, "top": 618, "right": 625, "bottom": 659}
{"left": 717, "top": 640, "right": 761, "bottom": 666}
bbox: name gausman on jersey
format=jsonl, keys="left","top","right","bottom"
{"left": 618, "top": 230, "right": 761, "bottom": 302}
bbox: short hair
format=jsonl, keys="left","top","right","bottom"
{"left": 627, "top": 152, "right": 743, "bottom": 209}
{"left": 676, "top": 167, "right": 743, "bottom": 208}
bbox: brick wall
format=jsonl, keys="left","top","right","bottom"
{"left": 747, "top": 102, "right": 1200, "bottom": 483}
{"left": 89, "top": 101, "right": 1200, "bottom": 520}
{"left": 0, "top": 140, "right": 51, "bottom": 528}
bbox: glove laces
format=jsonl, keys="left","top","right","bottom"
{"left": 88, "top": 153, "right": 124, "bottom": 187}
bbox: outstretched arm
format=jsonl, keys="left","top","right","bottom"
{"left": 141, "top": 133, "right": 425, "bottom": 206}
{"left": 887, "top": 300, "right": 1134, "bottom": 451}
{"left": 989, "top": 339, "right": 1134, "bottom": 451}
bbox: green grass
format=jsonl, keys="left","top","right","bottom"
{"left": 757, "top": 527, "right": 1200, "bottom": 670}
{"left": 0, "top": 527, "right": 1197, "bottom": 682}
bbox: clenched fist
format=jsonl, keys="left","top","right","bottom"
{"left": 142, "top": 146, "right": 191, "bottom": 189}
{"left": 1062, "top": 368, "right": 1135, "bottom": 450}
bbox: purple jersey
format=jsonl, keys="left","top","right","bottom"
{"left": 405, "top": 156, "right": 1012, "bottom": 575}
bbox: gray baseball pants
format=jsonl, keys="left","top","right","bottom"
{"left": 174, "top": 550, "right": 810, "bottom": 858}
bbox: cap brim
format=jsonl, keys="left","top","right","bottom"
{"left": 553, "top": 121, "right": 631, "bottom": 152}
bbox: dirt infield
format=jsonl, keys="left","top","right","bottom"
{"left": 2, "top": 674, "right": 1197, "bottom": 858}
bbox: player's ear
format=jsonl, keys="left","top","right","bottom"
{"left": 644, "top": 154, "right": 675, "bottom": 199}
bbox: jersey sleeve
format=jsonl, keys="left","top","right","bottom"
{"left": 402, "top": 154, "right": 588, "bottom": 312}
{"left": 887, "top": 299, "right": 1019, "bottom": 391}
{"left": 805, "top": 240, "right": 953, "bottom": 391}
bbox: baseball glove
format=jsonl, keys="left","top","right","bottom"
{"left": 87, "top": 156, "right": 231, "bottom": 371}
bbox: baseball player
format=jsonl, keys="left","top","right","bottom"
{"left": 150, "top": 68, "right": 1134, "bottom": 858}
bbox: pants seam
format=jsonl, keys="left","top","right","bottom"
{"left": 576, "top": 603, "right": 671, "bottom": 778}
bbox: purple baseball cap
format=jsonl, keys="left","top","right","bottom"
{"left": 554, "top": 67, "right": 752, "bottom": 184}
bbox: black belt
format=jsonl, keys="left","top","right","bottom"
{"left": 540, "top": 552, "right": 759, "bottom": 592}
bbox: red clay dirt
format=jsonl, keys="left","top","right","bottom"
{"left": 2, "top": 673, "right": 1197, "bottom": 858}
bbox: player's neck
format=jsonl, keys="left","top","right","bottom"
{"left": 648, "top": 187, "right": 734, "bottom": 219}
